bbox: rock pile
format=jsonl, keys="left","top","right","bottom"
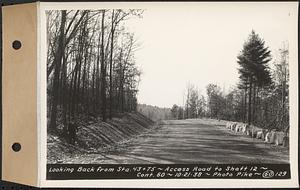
{"left": 225, "top": 122, "right": 289, "bottom": 147}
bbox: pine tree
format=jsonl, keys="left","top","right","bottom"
{"left": 237, "top": 30, "right": 272, "bottom": 125}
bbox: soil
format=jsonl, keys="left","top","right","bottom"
{"left": 47, "top": 118, "right": 289, "bottom": 164}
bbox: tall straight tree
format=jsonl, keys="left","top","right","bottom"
{"left": 49, "top": 10, "right": 66, "bottom": 130}
{"left": 100, "top": 10, "right": 107, "bottom": 121}
{"left": 237, "top": 30, "right": 272, "bottom": 125}
{"left": 109, "top": 10, "right": 115, "bottom": 119}
{"left": 47, "top": 10, "right": 143, "bottom": 137}
{"left": 108, "top": 10, "right": 139, "bottom": 118}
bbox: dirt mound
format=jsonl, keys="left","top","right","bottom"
{"left": 47, "top": 112, "right": 155, "bottom": 163}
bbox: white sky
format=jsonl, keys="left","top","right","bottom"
{"left": 125, "top": 3, "right": 297, "bottom": 108}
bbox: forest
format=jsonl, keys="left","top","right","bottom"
{"left": 171, "top": 31, "right": 289, "bottom": 132}
{"left": 138, "top": 104, "right": 172, "bottom": 121}
{"left": 47, "top": 9, "right": 290, "bottom": 144}
{"left": 47, "top": 10, "right": 144, "bottom": 134}
{"left": 43, "top": 3, "right": 294, "bottom": 167}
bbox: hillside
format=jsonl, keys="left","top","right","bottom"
{"left": 47, "top": 112, "right": 155, "bottom": 164}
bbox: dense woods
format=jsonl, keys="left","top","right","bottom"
{"left": 47, "top": 9, "right": 290, "bottom": 145}
{"left": 171, "top": 31, "right": 289, "bottom": 132}
{"left": 47, "top": 10, "right": 143, "bottom": 133}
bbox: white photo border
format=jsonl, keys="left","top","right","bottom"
{"left": 38, "top": 1, "right": 299, "bottom": 188}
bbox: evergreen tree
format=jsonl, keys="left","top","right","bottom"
{"left": 237, "top": 30, "right": 272, "bottom": 125}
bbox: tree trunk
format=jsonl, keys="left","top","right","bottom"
{"left": 100, "top": 10, "right": 107, "bottom": 121}
{"left": 248, "top": 76, "right": 252, "bottom": 125}
{"left": 95, "top": 32, "right": 101, "bottom": 114}
{"left": 49, "top": 11, "right": 66, "bottom": 130}
{"left": 121, "top": 67, "right": 125, "bottom": 113}
{"left": 243, "top": 85, "right": 247, "bottom": 123}
{"left": 281, "top": 66, "right": 286, "bottom": 130}
{"left": 109, "top": 10, "right": 115, "bottom": 119}
{"left": 61, "top": 49, "right": 68, "bottom": 127}
{"left": 252, "top": 83, "right": 256, "bottom": 124}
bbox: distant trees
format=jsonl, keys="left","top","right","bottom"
{"left": 47, "top": 10, "right": 143, "bottom": 132}
{"left": 172, "top": 84, "right": 206, "bottom": 120}
{"left": 187, "top": 85, "right": 200, "bottom": 118}
{"left": 206, "top": 84, "right": 224, "bottom": 119}
{"left": 171, "top": 104, "right": 180, "bottom": 119}
{"left": 171, "top": 31, "right": 289, "bottom": 132}
{"left": 138, "top": 104, "right": 172, "bottom": 121}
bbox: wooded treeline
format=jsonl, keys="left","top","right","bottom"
{"left": 47, "top": 10, "right": 143, "bottom": 132}
{"left": 138, "top": 104, "right": 172, "bottom": 121}
{"left": 171, "top": 31, "right": 289, "bottom": 131}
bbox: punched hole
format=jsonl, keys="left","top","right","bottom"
{"left": 12, "top": 40, "right": 22, "bottom": 50}
{"left": 12, "top": 143, "right": 21, "bottom": 152}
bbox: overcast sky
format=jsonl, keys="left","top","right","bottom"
{"left": 124, "top": 3, "right": 297, "bottom": 108}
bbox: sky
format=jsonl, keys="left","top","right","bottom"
{"left": 124, "top": 3, "right": 297, "bottom": 108}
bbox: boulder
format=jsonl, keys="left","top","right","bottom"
{"left": 230, "top": 122, "right": 237, "bottom": 131}
{"left": 265, "top": 132, "right": 271, "bottom": 142}
{"left": 226, "top": 122, "right": 231, "bottom": 129}
{"left": 251, "top": 127, "right": 258, "bottom": 138}
{"left": 250, "top": 125, "right": 264, "bottom": 139}
{"left": 275, "top": 132, "right": 285, "bottom": 145}
{"left": 239, "top": 125, "right": 243, "bottom": 132}
{"left": 261, "top": 130, "right": 267, "bottom": 141}
{"left": 242, "top": 124, "right": 249, "bottom": 134}
{"left": 237, "top": 123, "right": 244, "bottom": 133}
{"left": 269, "top": 131, "right": 277, "bottom": 144}
{"left": 283, "top": 136, "right": 289, "bottom": 147}
{"left": 256, "top": 129, "right": 267, "bottom": 140}
{"left": 235, "top": 124, "right": 240, "bottom": 133}
{"left": 256, "top": 130, "right": 263, "bottom": 139}
{"left": 246, "top": 129, "right": 252, "bottom": 137}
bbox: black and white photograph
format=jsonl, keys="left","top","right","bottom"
{"left": 44, "top": 2, "right": 297, "bottom": 179}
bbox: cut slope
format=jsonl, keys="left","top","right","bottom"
{"left": 47, "top": 112, "right": 155, "bottom": 163}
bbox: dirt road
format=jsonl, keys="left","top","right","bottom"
{"left": 62, "top": 119, "right": 289, "bottom": 164}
